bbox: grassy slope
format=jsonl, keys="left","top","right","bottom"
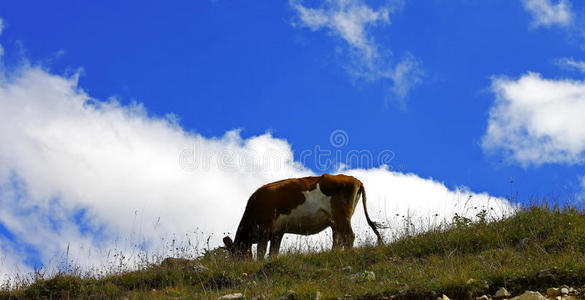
{"left": 3, "top": 205, "right": 585, "bottom": 299}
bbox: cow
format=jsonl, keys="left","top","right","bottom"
{"left": 223, "top": 173, "right": 384, "bottom": 259}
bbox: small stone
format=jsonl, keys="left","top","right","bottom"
{"left": 314, "top": 291, "right": 321, "bottom": 300}
{"left": 466, "top": 278, "right": 476, "bottom": 285}
{"left": 218, "top": 293, "right": 244, "bottom": 300}
{"left": 476, "top": 296, "right": 489, "bottom": 300}
{"left": 161, "top": 257, "right": 209, "bottom": 272}
{"left": 561, "top": 287, "right": 569, "bottom": 295}
{"left": 516, "top": 237, "right": 531, "bottom": 249}
{"left": 439, "top": 295, "right": 451, "bottom": 300}
{"left": 495, "top": 287, "right": 511, "bottom": 299}
{"left": 279, "top": 290, "right": 298, "bottom": 300}
{"left": 537, "top": 267, "right": 558, "bottom": 283}
{"left": 547, "top": 288, "right": 560, "bottom": 297}
{"left": 195, "top": 264, "right": 209, "bottom": 272}
{"left": 349, "top": 270, "right": 375, "bottom": 282}
{"left": 364, "top": 271, "right": 376, "bottom": 281}
{"left": 341, "top": 266, "right": 353, "bottom": 272}
{"left": 510, "top": 291, "right": 546, "bottom": 300}
{"left": 395, "top": 281, "right": 409, "bottom": 295}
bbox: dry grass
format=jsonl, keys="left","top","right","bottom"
{"left": 2, "top": 203, "right": 585, "bottom": 299}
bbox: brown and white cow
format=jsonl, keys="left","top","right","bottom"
{"left": 223, "top": 173, "right": 384, "bottom": 259}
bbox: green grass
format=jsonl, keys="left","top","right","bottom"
{"left": 3, "top": 204, "right": 585, "bottom": 299}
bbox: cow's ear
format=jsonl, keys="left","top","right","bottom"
{"left": 223, "top": 236, "right": 234, "bottom": 252}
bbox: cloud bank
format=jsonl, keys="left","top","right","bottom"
{"left": 0, "top": 63, "right": 513, "bottom": 279}
{"left": 483, "top": 72, "right": 585, "bottom": 166}
{"left": 0, "top": 65, "right": 314, "bottom": 278}
{"left": 290, "top": 0, "right": 422, "bottom": 105}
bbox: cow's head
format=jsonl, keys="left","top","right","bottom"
{"left": 223, "top": 236, "right": 252, "bottom": 259}
{"left": 223, "top": 236, "right": 235, "bottom": 252}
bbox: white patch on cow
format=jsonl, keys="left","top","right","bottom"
{"left": 273, "top": 183, "right": 333, "bottom": 235}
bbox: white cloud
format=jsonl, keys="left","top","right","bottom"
{"left": 343, "top": 167, "right": 514, "bottom": 239}
{"left": 292, "top": 0, "right": 389, "bottom": 61}
{"left": 388, "top": 54, "right": 423, "bottom": 108}
{"left": 522, "top": 0, "right": 572, "bottom": 28}
{"left": 290, "top": 0, "right": 422, "bottom": 102}
{"left": 556, "top": 57, "right": 585, "bottom": 73}
{"left": 0, "top": 63, "right": 512, "bottom": 280}
{"left": 483, "top": 72, "right": 585, "bottom": 166}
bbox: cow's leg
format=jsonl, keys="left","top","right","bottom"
{"left": 268, "top": 234, "right": 282, "bottom": 258}
{"left": 331, "top": 225, "right": 342, "bottom": 249}
{"left": 257, "top": 240, "right": 268, "bottom": 261}
{"left": 343, "top": 226, "right": 355, "bottom": 249}
{"left": 335, "top": 216, "right": 355, "bottom": 249}
{"left": 241, "top": 242, "right": 253, "bottom": 259}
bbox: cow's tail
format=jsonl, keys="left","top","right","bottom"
{"left": 359, "top": 184, "right": 385, "bottom": 245}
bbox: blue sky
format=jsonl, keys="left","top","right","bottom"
{"left": 3, "top": 0, "right": 580, "bottom": 199}
{"left": 0, "top": 0, "right": 584, "bottom": 274}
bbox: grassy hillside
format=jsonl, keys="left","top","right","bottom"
{"left": 2, "top": 204, "right": 585, "bottom": 299}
